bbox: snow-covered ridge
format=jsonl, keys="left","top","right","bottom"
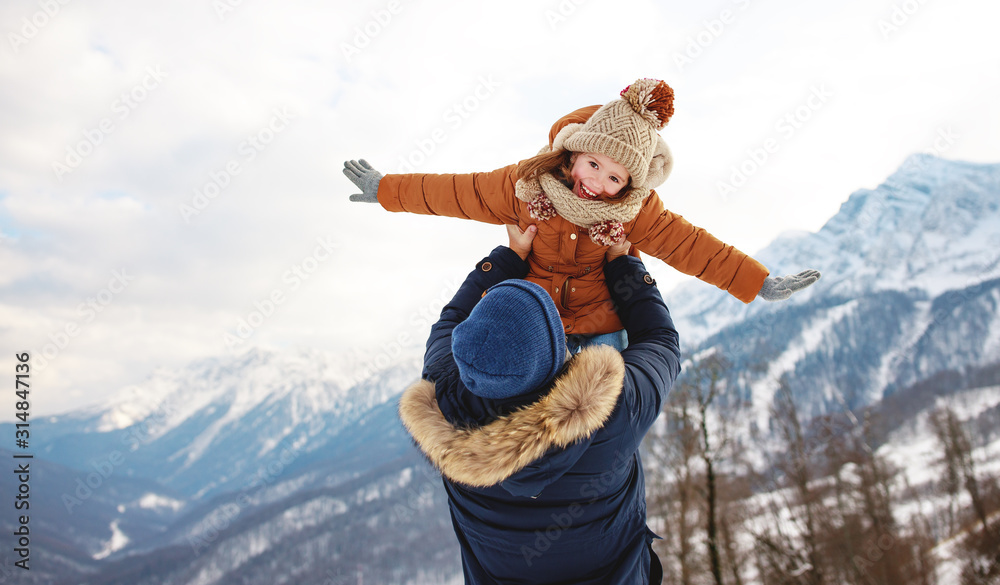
{"left": 668, "top": 154, "right": 1000, "bottom": 346}
{"left": 35, "top": 344, "right": 424, "bottom": 502}
{"left": 96, "top": 347, "right": 389, "bottom": 434}
{"left": 764, "top": 154, "right": 1000, "bottom": 298}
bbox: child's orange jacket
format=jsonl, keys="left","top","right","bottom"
{"left": 377, "top": 106, "right": 769, "bottom": 335}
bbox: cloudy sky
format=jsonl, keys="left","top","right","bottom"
{"left": 2, "top": 0, "right": 999, "bottom": 416}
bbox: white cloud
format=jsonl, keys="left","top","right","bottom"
{"left": 1, "top": 0, "right": 998, "bottom": 415}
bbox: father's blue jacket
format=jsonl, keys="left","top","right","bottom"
{"left": 399, "top": 246, "right": 680, "bottom": 584}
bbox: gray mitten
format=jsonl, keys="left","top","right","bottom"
{"left": 343, "top": 159, "right": 383, "bottom": 203}
{"left": 757, "top": 270, "right": 821, "bottom": 301}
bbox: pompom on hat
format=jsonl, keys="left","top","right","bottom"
{"left": 451, "top": 280, "right": 567, "bottom": 400}
{"left": 558, "top": 78, "right": 675, "bottom": 190}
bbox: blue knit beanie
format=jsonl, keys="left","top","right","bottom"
{"left": 452, "top": 280, "right": 567, "bottom": 400}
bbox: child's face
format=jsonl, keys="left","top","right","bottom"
{"left": 569, "top": 152, "right": 630, "bottom": 201}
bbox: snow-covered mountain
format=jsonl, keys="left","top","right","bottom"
{"left": 2, "top": 347, "right": 460, "bottom": 584}
{"left": 5, "top": 154, "right": 997, "bottom": 584}
{"left": 666, "top": 154, "right": 1000, "bottom": 425}
{"left": 0, "top": 448, "right": 185, "bottom": 584}
{"left": 23, "top": 347, "right": 423, "bottom": 500}
{"left": 670, "top": 154, "right": 1000, "bottom": 342}
{"left": 83, "top": 452, "right": 461, "bottom": 585}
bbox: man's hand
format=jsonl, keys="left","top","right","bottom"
{"left": 505, "top": 225, "right": 537, "bottom": 260}
{"left": 606, "top": 238, "right": 632, "bottom": 262}
{"left": 757, "top": 269, "right": 822, "bottom": 301}
{"left": 343, "top": 159, "right": 383, "bottom": 203}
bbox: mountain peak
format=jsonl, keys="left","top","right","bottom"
{"left": 93, "top": 345, "right": 418, "bottom": 436}
{"left": 771, "top": 155, "right": 999, "bottom": 297}
{"left": 667, "top": 154, "right": 1000, "bottom": 344}
{"left": 35, "top": 344, "right": 423, "bottom": 499}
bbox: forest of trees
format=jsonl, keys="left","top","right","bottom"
{"left": 643, "top": 356, "right": 1000, "bottom": 585}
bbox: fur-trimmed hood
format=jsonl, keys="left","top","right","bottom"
{"left": 398, "top": 345, "right": 626, "bottom": 488}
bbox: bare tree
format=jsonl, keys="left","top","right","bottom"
{"left": 835, "top": 411, "right": 937, "bottom": 585}
{"left": 930, "top": 406, "right": 1000, "bottom": 584}
{"left": 768, "top": 378, "right": 825, "bottom": 585}
{"left": 930, "top": 407, "right": 992, "bottom": 533}
{"left": 931, "top": 406, "right": 965, "bottom": 534}
{"left": 694, "top": 357, "right": 725, "bottom": 585}
{"left": 645, "top": 353, "right": 754, "bottom": 585}
{"left": 646, "top": 370, "right": 704, "bottom": 585}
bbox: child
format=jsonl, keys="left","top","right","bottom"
{"left": 344, "top": 78, "right": 819, "bottom": 350}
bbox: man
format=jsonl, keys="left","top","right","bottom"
{"left": 398, "top": 224, "right": 681, "bottom": 584}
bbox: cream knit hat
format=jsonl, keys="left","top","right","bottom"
{"left": 559, "top": 78, "right": 675, "bottom": 190}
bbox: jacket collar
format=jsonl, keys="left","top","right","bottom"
{"left": 398, "top": 345, "right": 625, "bottom": 488}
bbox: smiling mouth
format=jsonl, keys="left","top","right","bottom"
{"left": 577, "top": 183, "right": 600, "bottom": 200}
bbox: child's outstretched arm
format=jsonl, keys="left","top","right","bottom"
{"left": 628, "top": 193, "right": 820, "bottom": 303}
{"left": 342, "top": 158, "right": 521, "bottom": 225}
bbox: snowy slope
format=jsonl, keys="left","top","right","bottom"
{"left": 0, "top": 447, "right": 186, "bottom": 583}
{"left": 79, "top": 453, "right": 462, "bottom": 585}
{"left": 667, "top": 154, "right": 1000, "bottom": 345}
{"left": 7, "top": 154, "right": 998, "bottom": 584}
{"left": 10, "top": 346, "right": 424, "bottom": 499}
{"left": 661, "top": 155, "right": 1000, "bottom": 425}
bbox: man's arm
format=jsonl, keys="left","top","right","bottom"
{"left": 604, "top": 251, "right": 681, "bottom": 436}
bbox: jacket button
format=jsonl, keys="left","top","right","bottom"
{"left": 482, "top": 262, "right": 492, "bottom": 272}
{"left": 644, "top": 274, "right": 654, "bottom": 284}
{"left": 547, "top": 265, "right": 554, "bottom": 272}
{"left": 570, "top": 233, "right": 577, "bottom": 240}
{"left": 554, "top": 287, "right": 559, "bottom": 293}
{"left": 571, "top": 287, "right": 576, "bottom": 292}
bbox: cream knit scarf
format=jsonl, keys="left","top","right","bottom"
{"left": 514, "top": 172, "right": 649, "bottom": 246}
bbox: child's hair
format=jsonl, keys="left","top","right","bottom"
{"left": 516, "top": 150, "right": 633, "bottom": 203}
